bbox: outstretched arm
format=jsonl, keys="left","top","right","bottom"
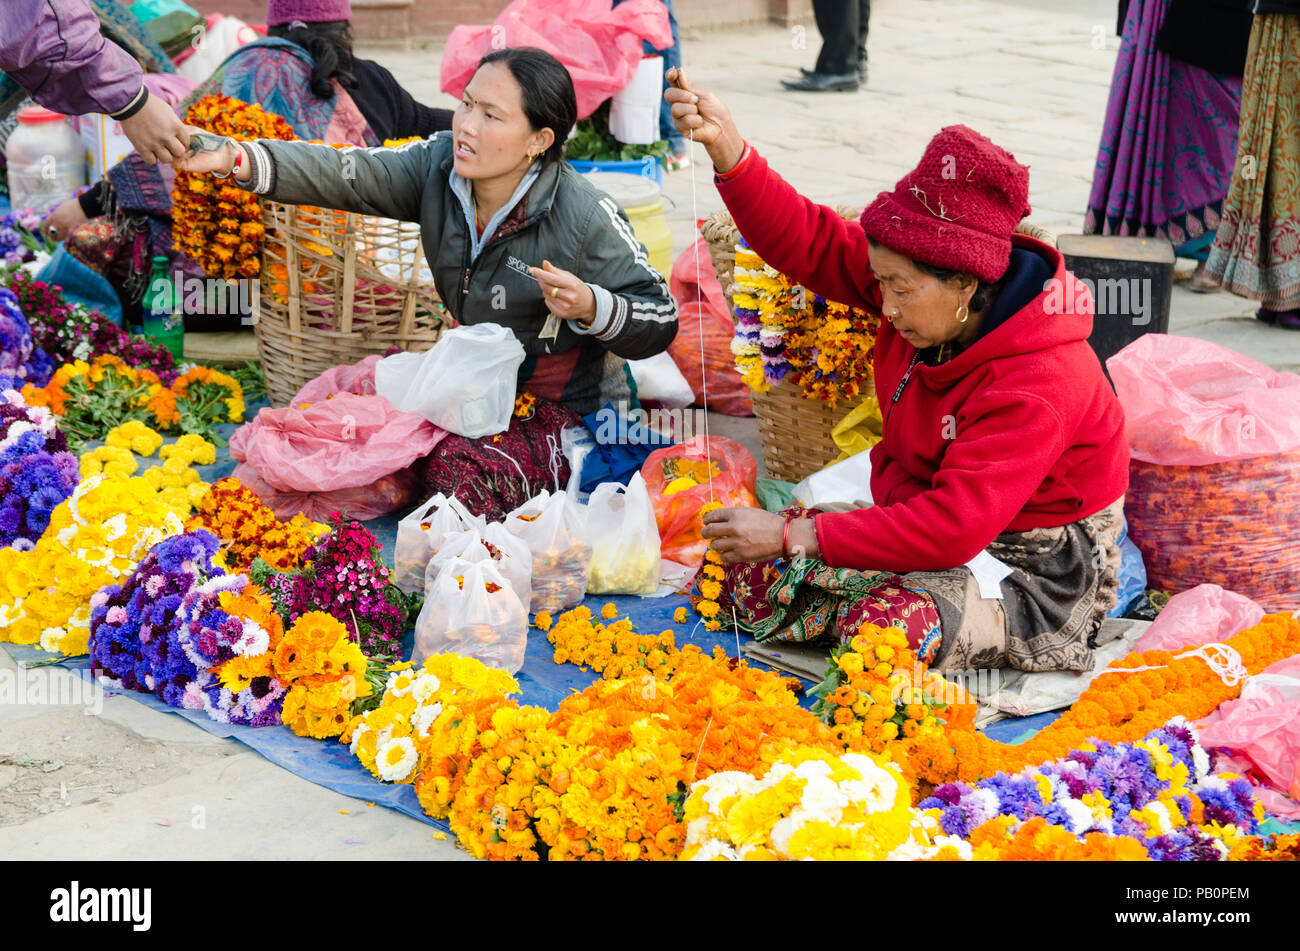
{"left": 664, "top": 68, "right": 880, "bottom": 310}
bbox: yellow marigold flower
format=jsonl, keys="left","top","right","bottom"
{"left": 534, "top": 611, "right": 553, "bottom": 631}
{"left": 673, "top": 606, "right": 688, "bottom": 623}
{"left": 600, "top": 603, "right": 619, "bottom": 620}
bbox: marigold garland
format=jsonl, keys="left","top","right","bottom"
{"left": 171, "top": 95, "right": 294, "bottom": 281}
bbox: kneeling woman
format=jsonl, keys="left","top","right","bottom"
{"left": 174, "top": 47, "right": 677, "bottom": 520}
{"left": 669, "top": 73, "right": 1128, "bottom": 673}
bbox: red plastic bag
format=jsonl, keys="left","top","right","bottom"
{"left": 439, "top": 0, "right": 671, "bottom": 119}
{"left": 1108, "top": 335, "right": 1300, "bottom": 466}
{"left": 642, "top": 435, "right": 757, "bottom": 569}
{"left": 668, "top": 238, "right": 753, "bottom": 417}
{"left": 1134, "top": 584, "right": 1266, "bottom": 653}
{"left": 229, "top": 390, "right": 447, "bottom": 521}
{"left": 1198, "top": 653, "right": 1300, "bottom": 820}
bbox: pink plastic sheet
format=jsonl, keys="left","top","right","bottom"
{"left": 1134, "top": 584, "right": 1266, "bottom": 654}
{"left": 1108, "top": 335, "right": 1300, "bottom": 466}
{"left": 229, "top": 358, "right": 446, "bottom": 520}
{"left": 439, "top": 0, "right": 672, "bottom": 118}
{"left": 1198, "top": 655, "right": 1300, "bottom": 820}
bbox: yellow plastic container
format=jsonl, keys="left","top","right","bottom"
{"left": 581, "top": 171, "right": 673, "bottom": 278}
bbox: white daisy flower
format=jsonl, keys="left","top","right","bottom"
{"left": 376, "top": 736, "right": 419, "bottom": 782}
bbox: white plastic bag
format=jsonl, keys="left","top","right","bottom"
{"left": 392, "top": 492, "right": 484, "bottom": 594}
{"left": 427, "top": 522, "right": 533, "bottom": 610}
{"left": 414, "top": 557, "right": 528, "bottom": 673}
{"left": 792, "top": 451, "right": 874, "bottom": 509}
{"left": 586, "top": 474, "right": 660, "bottom": 595}
{"left": 504, "top": 489, "right": 591, "bottom": 614}
{"left": 627, "top": 351, "right": 694, "bottom": 409}
{"left": 374, "top": 324, "right": 525, "bottom": 437}
{"left": 609, "top": 54, "right": 663, "bottom": 145}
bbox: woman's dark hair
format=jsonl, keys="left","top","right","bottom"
{"left": 267, "top": 20, "right": 357, "bottom": 99}
{"left": 474, "top": 47, "right": 578, "bottom": 166}
{"left": 914, "top": 261, "right": 1004, "bottom": 314}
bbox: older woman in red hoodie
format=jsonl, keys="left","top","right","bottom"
{"left": 668, "top": 71, "right": 1129, "bottom": 674}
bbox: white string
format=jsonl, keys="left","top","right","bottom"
{"left": 544, "top": 433, "right": 564, "bottom": 491}
{"left": 482, "top": 443, "right": 530, "bottom": 499}
{"left": 1093, "top": 642, "right": 1248, "bottom": 689}
{"left": 685, "top": 123, "right": 716, "bottom": 505}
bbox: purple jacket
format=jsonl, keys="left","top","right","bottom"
{"left": 0, "top": 0, "right": 144, "bottom": 117}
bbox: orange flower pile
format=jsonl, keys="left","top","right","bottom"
{"left": 813, "top": 622, "right": 976, "bottom": 755}
{"left": 414, "top": 648, "right": 840, "bottom": 860}
{"left": 949, "top": 816, "right": 1152, "bottom": 862}
{"left": 544, "top": 604, "right": 686, "bottom": 680}
{"left": 1227, "top": 833, "right": 1300, "bottom": 861}
{"left": 186, "top": 477, "right": 330, "bottom": 572}
{"left": 171, "top": 95, "right": 294, "bottom": 281}
{"left": 899, "top": 612, "right": 1300, "bottom": 788}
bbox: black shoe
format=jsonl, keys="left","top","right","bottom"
{"left": 781, "top": 71, "right": 859, "bottom": 92}
{"left": 801, "top": 61, "right": 868, "bottom": 83}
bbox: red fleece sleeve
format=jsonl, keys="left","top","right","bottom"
{"left": 715, "top": 146, "right": 880, "bottom": 311}
{"left": 815, "top": 393, "right": 1068, "bottom": 572}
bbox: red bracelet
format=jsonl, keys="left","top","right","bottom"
{"left": 782, "top": 517, "right": 794, "bottom": 558}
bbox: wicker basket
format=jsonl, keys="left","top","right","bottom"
{"left": 703, "top": 210, "right": 1055, "bottom": 483}
{"left": 253, "top": 200, "right": 450, "bottom": 407}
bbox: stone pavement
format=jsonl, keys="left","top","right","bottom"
{"left": 3, "top": 0, "right": 1296, "bottom": 861}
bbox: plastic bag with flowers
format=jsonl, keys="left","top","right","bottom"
{"left": 427, "top": 520, "right": 532, "bottom": 610}
{"left": 642, "top": 435, "right": 757, "bottom": 571}
{"left": 393, "top": 491, "right": 484, "bottom": 594}
{"left": 503, "top": 489, "right": 591, "bottom": 614}
{"left": 584, "top": 472, "right": 660, "bottom": 596}
{"left": 414, "top": 557, "right": 528, "bottom": 673}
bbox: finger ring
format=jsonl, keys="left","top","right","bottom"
{"left": 47, "top": 225, "right": 56, "bottom": 236}
{"left": 550, "top": 287, "right": 560, "bottom": 298}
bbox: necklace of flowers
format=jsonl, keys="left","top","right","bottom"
{"left": 899, "top": 612, "right": 1300, "bottom": 789}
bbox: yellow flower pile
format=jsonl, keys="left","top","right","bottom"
{"left": 544, "top": 604, "right": 683, "bottom": 681}
{"left": 275, "top": 612, "right": 372, "bottom": 739}
{"left": 105, "top": 420, "right": 163, "bottom": 457}
{"left": 681, "top": 747, "right": 925, "bottom": 861}
{"left": 160, "top": 433, "right": 217, "bottom": 467}
{"left": 0, "top": 474, "right": 189, "bottom": 655}
{"left": 344, "top": 654, "right": 520, "bottom": 786}
{"left": 80, "top": 445, "right": 138, "bottom": 480}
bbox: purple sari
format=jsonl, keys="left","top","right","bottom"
{"left": 1084, "top": 0, "right": 1243, "bottom": 258}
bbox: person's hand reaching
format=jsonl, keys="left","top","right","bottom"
{"left": 529, "top": 259, "right": 597, "bottom": 326}
{"left": 168, "top": 126, "right": 247, "bottom": 178}
{"left": 119, "top": 92, "right": 189, "bottom": 165}
{"left": 663, "top": 67, "right": 746, "bottom": 173}
{"left": 43, "top": 197, "right": 88, "bottom": 243}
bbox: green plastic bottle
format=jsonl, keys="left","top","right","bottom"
{"left": 143, "top": 255, "right": 186, "bottom": 360}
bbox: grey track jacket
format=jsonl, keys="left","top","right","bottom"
{"left": 241, "top": 131, "right": 678, "bottom": 415}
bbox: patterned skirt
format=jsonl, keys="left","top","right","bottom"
{"left": 696, "top": 499, "right": 1125, "bottom": 674}
{"left": 415, "top": 397, "right": 580, "bottom": 523}
{"left": 1205, "top": 14, "right": 1300, "bottom": 310}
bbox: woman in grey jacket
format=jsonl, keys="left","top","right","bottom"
{"left": 175, "top": 47, "right": 679, "bottom": 518}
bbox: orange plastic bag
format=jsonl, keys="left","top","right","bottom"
{"left": 668, "top": 238, "right": 753, "bottom": 417}
{"left": 642, "top": 435, "right": 757, "bottom": 570}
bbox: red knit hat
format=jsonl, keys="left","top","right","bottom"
{"left": 267, "top": 0, "right": 352, "bottom": 26}
{"left": 858, "top": 125, "right": 1031, "bottom": 283}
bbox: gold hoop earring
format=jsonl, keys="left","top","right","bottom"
{"left": 956, "top": 304, "right": 969, "bottom": 323}
{"left": 526, "top": 153, "right": 536, "bottom": 167}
